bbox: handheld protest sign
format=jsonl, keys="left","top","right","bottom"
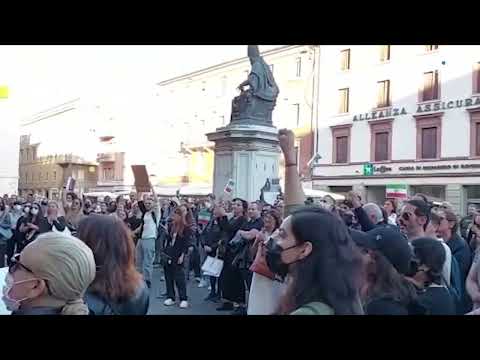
{"left": 223, "top": 179, "right": 235, "bottom": 197}
{"left": 131, "top": 165, "right": 151, "bottom": 193}
{"left": 66, "top": 177, "right": 76, "bottom": 192}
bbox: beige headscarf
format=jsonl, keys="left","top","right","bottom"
{"left": 21, "top": 232, "right": 96, "bottom": 315}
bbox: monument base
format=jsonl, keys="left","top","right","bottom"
{"left": 207, "top": 123, "right": 280, "bottom": 202}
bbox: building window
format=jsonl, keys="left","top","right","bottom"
{"left": 269, "top": 64, "right": 274, "bottom": 74}
{"left": 380, "top": 45, "right": 390, "bottom": 62}
{"left": 296, "top": 57, "right": 302, "bottom": 77}
{"left": 340, "top": 49, "right": 350, "bottom": 71}
{"left": 331, "top": 124, "right": 352, "bottom": 164}
{"left": 421, "top": 70, "right": 440, "bottom": 102}
{"left": 469, "top": 109, "right": 480, "bottom": 157}
{"left": 46, "top": 172, "right": 48, "bottom": 180}
{"left": 425, "top": 45, "right": 439, "bottom": 52}
{"left": 370, "top": 120, "right": 392, "bottom": 162}
{"left": 474, "top": 62, "right": 480, "bottom": 94}
{"left": 220, "top": 115, "right": 225, "bottom": 126}
{"left": 377, "top": 80, "right": 391, "bottom": 108}
{"left": 292, "top": 104, "right": 300, "bottom": 127}
{"left": 338, "top": 88, "right": 349, "bottom": 114}
{"left": 53, "top": 171, "right": 56, "bottom": 180}
{"left": 415, "top": 115, "right": 442, "bottom": 160}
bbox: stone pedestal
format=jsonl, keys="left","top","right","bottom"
{"left": 207, "top": 123, "right": 279, "bottom": 202}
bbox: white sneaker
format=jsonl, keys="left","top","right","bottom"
{"left": 198, "top": 279, "right": 208, "bottom": 288}
{"left": 179, "top": 301, "right": 189, "bottom": 309}
{"left": 208, "top": 286, "right": 212, "bottom": 291}
{"left": 164, "top": 298, "right": 175, "bottom": 306}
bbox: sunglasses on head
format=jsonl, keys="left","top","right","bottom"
{"left": 9, "top": 253, "right": 34, "bottom": 274}
{"left": 401, "top": 212, "right": 414, "bottom": 221}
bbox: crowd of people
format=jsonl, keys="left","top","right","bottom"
{"left": 2, "top": 129, "right": 480, "bottom": 315}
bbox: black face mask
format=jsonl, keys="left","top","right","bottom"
{"left": 265, "top": 242, "right": 300, "bottom": 279}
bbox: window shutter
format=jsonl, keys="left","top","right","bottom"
{"left": 422, "top": 127, "right": 437, "bottom": 159}
{"left": 375, "top": 132, "right": 389, "bottom": 161}
{"left": 336, "top": 136, "right": 348, "bottom": 163}
{"left": 476, "top": 123, "right": 480, "bottom": 156}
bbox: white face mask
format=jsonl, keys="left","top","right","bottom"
{"left": 14, "top": 205, "right": 22, "bottom": 211}
{"left": 2, "top": 274, "right": 38, "bottom": 312}
{"left": 31, "top": 208, "right": 39, "bottom": 216}
{"left": 23, "top": 207, "right": 30, "bottom": 214}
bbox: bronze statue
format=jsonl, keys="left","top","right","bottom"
{"left": 230, "top": 45, "right": 279, "bottom": 125}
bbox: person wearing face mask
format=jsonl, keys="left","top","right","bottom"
{"left": 0, "top": 199, "right": 12, "bottom": 267}
{"left": 267, "top": 206, "right": 364, "bottom": 315}
{"left": 3, "top": 232, "right": 96, "bottom": 315}
{"left": 17, "top": 202, "right": 47, "bottom": 252}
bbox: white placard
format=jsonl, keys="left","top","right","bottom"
{"left": 0, "top": 267, "right": 11, "bottom": 315}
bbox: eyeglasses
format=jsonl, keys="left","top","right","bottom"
{"left": 9, "top": 254, "right": 52, "bottom": 294}
{"left": 9, "top": 254, "right": 34, "bottom": 274}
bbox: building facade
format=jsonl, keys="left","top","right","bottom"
{"left": 313, "top": 45, "right": 480, "bottom": 215}
{"left": 18, "top": 135, "right": 98, "bottom": 198}
{"left": 156, "top": 45, "right": 319, "bottom": 186}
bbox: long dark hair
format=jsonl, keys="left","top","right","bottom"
{"left": 278, "top": 206, "right": 364, "bottom": 315}
{"left": 365, "top": 251, "right": 417, "bottom": 307}
{"left": 78, "top": 215, "right": 142, "bottom": 303}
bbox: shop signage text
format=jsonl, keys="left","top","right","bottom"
{"left": 399, "top": 164, "right": 480, "bottom": 171}
{"left": 352, "top": 96, "right": 480, "bottom": 122}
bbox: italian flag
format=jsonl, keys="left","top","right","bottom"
{"left": 386, "top": 184, "right": 408, "bottom": 199}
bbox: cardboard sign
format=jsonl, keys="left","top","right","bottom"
{"left": 66, "top": 177, "right": 76, "bottom": 192}
{"left": 224, "top": 179, "right": 235, "bottom": 195}
{"left": 131, "top": 165, "right": 151, "bottom": 193}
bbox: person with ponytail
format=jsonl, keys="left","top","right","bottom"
{"left": 2, "top": 232, "right": 96, "bottom": 315}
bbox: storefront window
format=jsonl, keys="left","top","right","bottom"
{"left": 410, "top": 185, "right": 445, "bottom": 202}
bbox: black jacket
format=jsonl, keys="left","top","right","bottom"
{"left": 163, "top": 226, "right": 192, "bottom": 263}
{"left": 85, "top": 283, "right": 150, "bottom": 315}
{"left": 202, "top": 217, "right": 222, "bottom": 255}
{"left": 39, "top": 216, "right": 67, "bottom": 233}
{"left": 447, "top": 233, "right": 472, "bottom": 285}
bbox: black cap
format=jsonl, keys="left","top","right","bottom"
{"left": 365, "top": 227, "right": 413, "bottom": 276}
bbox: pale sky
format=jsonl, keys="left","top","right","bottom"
{"left": 1, "top": 45, "right": 282, "bottom": 120}
{"left": 0, "top": 45, "right": 282, "bottom": 180}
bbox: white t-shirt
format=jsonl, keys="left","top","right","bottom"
{"left": 142, "top": 211, "right": 157, "bottom": 240}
